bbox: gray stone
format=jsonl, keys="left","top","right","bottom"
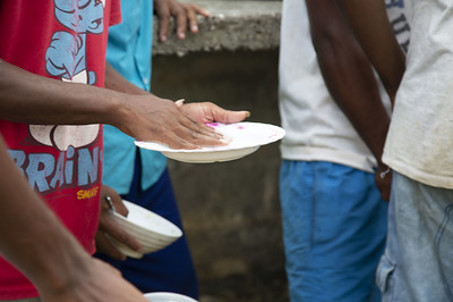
{"left": 152, "top": 50, "right": 287, "bottom": 302}
{"left": 150, "top": 1, "right": 287, "bottom": 300}
{"left": 152, "top": 0, "right": 281, "bottom": 56}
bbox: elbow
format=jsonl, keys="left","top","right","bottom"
{"left": 310, "top": 24, "right": 354, "bottom": 58}
{"left": 310, "top": 23, "right": 366, "bottom": 69}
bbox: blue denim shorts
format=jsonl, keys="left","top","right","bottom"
{"left": 376, "top": 172, "right": 453, "bottom": 302}
{"left": 280, "top": 160, "right": 388, "bottom": 302}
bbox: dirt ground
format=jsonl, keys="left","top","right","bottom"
{"left": 199, "top": 269, "right": 289, "bottom": 302}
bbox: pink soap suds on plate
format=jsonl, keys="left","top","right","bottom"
{"left": 206, "top": 122, "right": 220, "bottom": 127}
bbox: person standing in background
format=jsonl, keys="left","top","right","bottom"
{"left": 340, "top": 0, "right": 453, "bottom": 300}
{"left": 278, "top": 0, "right": 409, "bottom": 301}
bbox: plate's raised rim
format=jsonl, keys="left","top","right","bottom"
{"left": 162, "top": 146, "right": 260, "bottom": 163}
{"left": 134, "top": 122, "right": 285, "bottom": 153}
{"left": 144, "top": 292, "right": 199, "bottom": 302}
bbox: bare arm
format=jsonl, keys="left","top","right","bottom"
{"left": 0, "top": 136, "right": 147, "bottom": 302}
{"left": 0, "top": 59, "right": 221, "bottom": 149}
{"left": 98, "top": 64, "right": 249, "bottom": 258}
{"left": 105, "top": 62, "right": 250, "bottom": 125}
{"left": 338, "top": 0, "right": 406, "bottom": 104}
{"left": 305, "top": 0, "right": 391, "bottom": 199}
{"left": 0, "top": 59, "right": 119, "bottom": 125}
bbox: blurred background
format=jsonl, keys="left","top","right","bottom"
{"left": 151, "top": 1, "right": 286, "bottom": 301}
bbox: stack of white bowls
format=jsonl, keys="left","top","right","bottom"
{"left": 108, "top": 200, "right": 182, "bottom": 259}
{"left": 144, "top": 292, "right": 198, "bottom": 302}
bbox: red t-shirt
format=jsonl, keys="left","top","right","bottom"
{"left": 0, "top": 0, "right": 121, "bottom": 299}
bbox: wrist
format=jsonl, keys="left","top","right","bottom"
{"left": 102, "top": 90, "right": 131, "bottom": 128}
{"left": 376, "top": 162, "right": 391, "bottom": 179}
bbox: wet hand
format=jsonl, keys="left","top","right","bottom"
{"left": 176, "top": 99, "right": 251, "bottom": 124}
{"left": 116, "top": 94, "right": 225, "bottom": 149}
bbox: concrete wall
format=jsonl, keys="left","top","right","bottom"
{"left": 151, "top": 2, "right": 286, "bottom": 300}
{"left": 151, "top": 50, "right": 287, "bottom": 302}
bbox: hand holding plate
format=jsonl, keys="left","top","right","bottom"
{"left": 176, "top": 99, "right": 251, "bottom": 124}
{"left": 114, "top": 95, "right": 225, "bottom": 149}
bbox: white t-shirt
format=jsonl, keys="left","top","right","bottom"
{"left": 279, "top": 0, "right": 411, "bottom": 173}
{"left": 383, "top": 0, "right": 453, "bottom": 189}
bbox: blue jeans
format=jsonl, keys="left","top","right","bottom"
{"left": 376, "top": 172, "right": 453, "bottom": 302}
{"left": 280, "top": 160, "right": 388, "bottom": 302}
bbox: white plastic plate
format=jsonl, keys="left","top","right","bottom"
{"left": 144, "top": 292, "right": 199, "bottom": 302}
{"left": 134, "top": 122, "right": 285, "bottom": 163}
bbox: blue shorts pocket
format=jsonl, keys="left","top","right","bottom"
{"left": 376, "top": 253, "right": 396, "bottom": 295}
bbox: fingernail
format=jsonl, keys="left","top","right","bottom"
{"left": 192, "top": 25, "right": 198, "bottom": 32}
{"left": 179, "top": 32, "right": 185, "bottom": 39}
{"left": 161, "top": 35, "right": 167, "bottom": 42}
{"left": 245, "top": 111, "right": 251, "bottom": 118}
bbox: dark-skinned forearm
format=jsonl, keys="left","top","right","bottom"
{"left": 0, "top": 136, "right": 93, "bottom": 295}
{"left": 337, "top": 0, "right": 405, "bottom": 104}
{"left": 306, "top": 0, "right": 390, "bottom": 164}
{"left": 0, "top": 59, "right": 126, "bottom": 126}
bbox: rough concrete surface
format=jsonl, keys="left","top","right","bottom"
{"left": 152, "top": 0, "right": 281, "bottom": 56}
{"left": 150, "top": 1, "right": 286, "bottom": 301}
{"left": 151, "top": 49, "right": 287, "bottom": 302}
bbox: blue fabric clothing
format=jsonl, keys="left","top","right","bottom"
{"left": 103, "top": 0, "right": 166, "bottom": 194}
{"left": 97, "top": 153, "right": 199, "bottom": 299}
{"left": 279, "top": 160, "right": 388, "bottom": 302}
{"left": 376, "top": 172, "right": 453, "bottom": 302}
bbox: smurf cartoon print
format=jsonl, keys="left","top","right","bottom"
{"left": 46, "top": 0, "right": 106, "bottom": 85}
{"left": 29, "top": 0, "right": 107, "bottom": 152}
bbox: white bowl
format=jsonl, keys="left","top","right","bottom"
{"left": 144, "top": 292, "right": 198, "bottom": 302}
{"left": 108, "top": 200, "right": 183, "bottom": 258}
{"left": 107, "top": 236, "right": 172, "bottom": 259}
